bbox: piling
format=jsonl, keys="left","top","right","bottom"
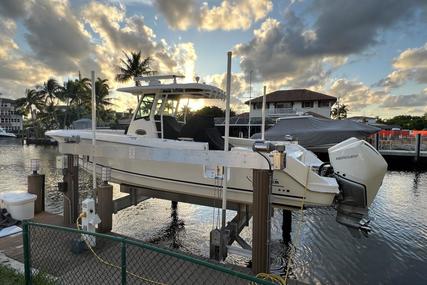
{"left": 97, "top": 182, "right": 113, "bottom": 233}
{"left": 63, "top": 154, "right": 79, "bottom": 225}
{"left": 375, "top": 132, "right": 380, "bottom": 150}
{"left": 252, "top": 169, "right": 272, "bottom": 274}
{"left": 282, "top": 209, "right": 292, "bottom": 243}
{"left": 27, "top": 172, "right": 45, "bottom": 214}
{"left": 415, "top": 133, "right": 421, "bottom": 162}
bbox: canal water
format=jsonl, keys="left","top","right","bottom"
{"left": 0, "top": 139, "right": 426, "bottom": 285}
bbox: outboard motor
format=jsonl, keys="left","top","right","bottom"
{"left": 328, "top": 138, "right": 387, "bottom": 231}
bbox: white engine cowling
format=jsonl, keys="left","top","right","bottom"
{"left": 329, "top": 138, "right": 387, "bottom": 207}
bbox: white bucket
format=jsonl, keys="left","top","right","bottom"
{"left": 0, "top": 191, "right": 37, "bottom": 221}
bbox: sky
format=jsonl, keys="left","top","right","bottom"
{"left": 0, "top": 0, "right": 427, "bottom": 118}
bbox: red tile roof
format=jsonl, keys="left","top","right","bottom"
{"left": 245, "top": 89, "right": 336, "bottom": 104}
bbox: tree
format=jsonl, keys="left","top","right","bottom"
{"left": 115, "top": 51, "right": 154, "bottom": 86}
{"left": 331, "top": 103, "right": 348, "bottom": 120}
{"left": 194, "top": 106, "right": 236, "bottom": 117}
{"left": 83, "top": 77, "right": 114, "bottom": 121}
{"left": 15, "top": 89, "right": 44, "bottom": 121}
{"left": 38, "top": 78, "right": 61, "bottom": 104}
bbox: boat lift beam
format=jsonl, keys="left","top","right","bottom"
{"left": 58, "top": 141, "right": 276, "bottom": 171}
{"left": 119, "top": 184, "right": 244, "bottom": 211}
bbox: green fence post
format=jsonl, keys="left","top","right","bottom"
{"left": 22, "top": 221, "right": 32, "bottom": 285}
{"left": 121, "top": 240, "right": 127, "bottom": 285}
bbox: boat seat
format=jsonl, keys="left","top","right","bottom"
{"left": 154, "top": 115, "right": 183, "bottom": 139}
{"left": 179, "top": 116, "right": 215, "bottom": 141}
{"left": 179, "top": 116, "right": 232, "bottom": 150}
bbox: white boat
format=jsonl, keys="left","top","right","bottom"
{"left": 0, "top": 127, "right": 16, "bottom": 138}
{"left": 46, "top": 75, "right": 387, "bottom": 228}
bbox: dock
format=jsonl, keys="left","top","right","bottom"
{"left": 368, "top": 133, "right": 427, "bottom": 168}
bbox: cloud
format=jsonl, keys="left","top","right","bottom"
{"left": 81, "top": 2, "right": 197, "bottom": 80}
{"left": 0, "top": 0, "right": 198, "bottom": 111}
{"left": 203, "top": 72, "right": 249, "bottom": 112}
{"left": 155, "top": 0, "right": 272, "bottom": 31}
{"left": 23, "top": 0, "right": 93, "bottom": 73}
{"left": 234, "top": 15, "right": 344, "bottom": 91}
{"left": 329, "top": 79, "right": 387, "bottom": 111}
{"left": 379, "top": 43, "right": 427, "bottom": 88}
{"left": 381, "top": 89, "right": 427, "bottom": 108}
{"left": 234, "top": 0, "right": 426, "bottom": 92}
{"left": 0, "top": 0, "right": 30, "bottom": 18}
{"left": 306, "top": 0, "right": 425, "bottom": 56}
{"left": 0, "top": 18, "right": 18, "bottom": 58}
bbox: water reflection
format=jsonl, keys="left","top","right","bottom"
{"left": 147, "top": 201, "right": 185, "bottom": 249}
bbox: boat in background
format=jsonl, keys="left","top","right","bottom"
{"left": 0, "top": 127, "right": 16, "bottom": 138}
{"left": 251, "top": 116, "right": 380, "bottom": 153}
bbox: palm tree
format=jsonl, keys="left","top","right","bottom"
{"left": 38, "top": 78, "right": 61, "bottom": 104}
{"left": 82, "top": 77, "right": 114, "bottom": 121}
{"left": 116, "top": 51, "right": 154, "bottom": 87}
{"left": 15, "top": 89, "right": 44, "bottom": 121}
{"left": 331, "top": 103, "right": 349, "bottom": 120}
{"left": 95, "top": 78, "right": 113, "bottom": 110}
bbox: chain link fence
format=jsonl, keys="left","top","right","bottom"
{"left": 22, "top": 221, "right": 277, "bottom": 285}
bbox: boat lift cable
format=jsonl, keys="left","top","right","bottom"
{"left": 76, "top": 214, "right": 166, "bottom": 285}
{"left": 283, "top": 166, "right": 310, "bottom": 283}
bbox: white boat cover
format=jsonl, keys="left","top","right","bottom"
{"left": 251, "top": 116, "right": 380, "bottom": 147}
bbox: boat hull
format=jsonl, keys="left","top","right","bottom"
{"left": 49, "top": 133, "right": 338, "bottom": 209}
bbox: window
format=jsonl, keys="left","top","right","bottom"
{"left": 276, "top": 102, "right": 293, "bottom": 108}
{"left": 135, "top": 94, "right": 155, "bottom": 120}
{"left": 252, "top": 103, "right": 263, "bottom": 109}
{"left": 302, "top": 101, "right": 314, "bottom": 108}
{"left": 318, "top": 101, "right": 330, "bottom": 107}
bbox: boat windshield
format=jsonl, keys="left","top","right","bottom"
{"left": 155, "top": 97, "right": 179, "bottom": 116}
{"left": 135, "top": 94, "right": 182, "bottom": 120}
{"left": 135, "top": 94, "right": 155, "bottom": 120}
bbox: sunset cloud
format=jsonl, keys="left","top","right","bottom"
{"left": 155, "top": 0, "right": 272, "bottom": 31}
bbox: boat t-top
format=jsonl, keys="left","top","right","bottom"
{"left": 46, "top": 75, "right": 387, "bottom": 229}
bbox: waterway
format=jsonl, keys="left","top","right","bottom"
{"left": 0, "top": 139, "right": 426, "bottom": 285}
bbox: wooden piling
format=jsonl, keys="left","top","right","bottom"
{"left": 415, "top": 134, "right": 421, "bottom": 162}
{"left": 63, "top": 154, "right": 79, "bottom": 225}
{"left": 252, "top": 169, "right": 272, "bottom": 274}
{"left": 27, "top": 173, "right": 45, "bottom": 214}
{"left": 97, "top": 182, "right": 113, "bottom": 233}
{"left": 375, "top": 132, "right": 380, "bottom": 150}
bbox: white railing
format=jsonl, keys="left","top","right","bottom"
{"left": 268, "top": 108, "right": 297, "bottom": 115}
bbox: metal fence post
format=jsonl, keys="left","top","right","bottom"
{"left": 22, "top": 221, "right": 32, "bottom": 285}
{"left": 121, "top": 240, "right": 127, "bottom": 285}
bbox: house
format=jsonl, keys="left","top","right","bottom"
{"left": 0, "top": 98, "right": 23, "bottom": 133}
{"left": 245, "top": 89, "right": 337, "bottom": 119}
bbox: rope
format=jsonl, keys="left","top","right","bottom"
{"left": 76, "top": 214, "right": 166, "bottom": 285}
{"left": 255, "top": 273, "right": 287, "bottom": 285}
{"left": 283, "top": 166, "right": 311, "bottom": 283}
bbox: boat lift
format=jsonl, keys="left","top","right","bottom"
{"left": 57, "top": 53, "right": 285, "bottom": 274}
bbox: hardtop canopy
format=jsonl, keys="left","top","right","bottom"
{"left": 117, "top": 75, "right": 225, "bottom": 99}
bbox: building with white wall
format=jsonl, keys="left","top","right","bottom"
{"left": 246, "top": 89, "right": 337, "bottom": 119}
{"left": 0, "top": 98, "right": 23, "bottom": 133}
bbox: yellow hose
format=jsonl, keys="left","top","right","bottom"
{"left": 76, "top": 214, "right": 166, "bottom": 285}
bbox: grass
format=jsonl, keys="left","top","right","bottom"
{"left": 0, "top": 264, "right": 56, "bottom": 285}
